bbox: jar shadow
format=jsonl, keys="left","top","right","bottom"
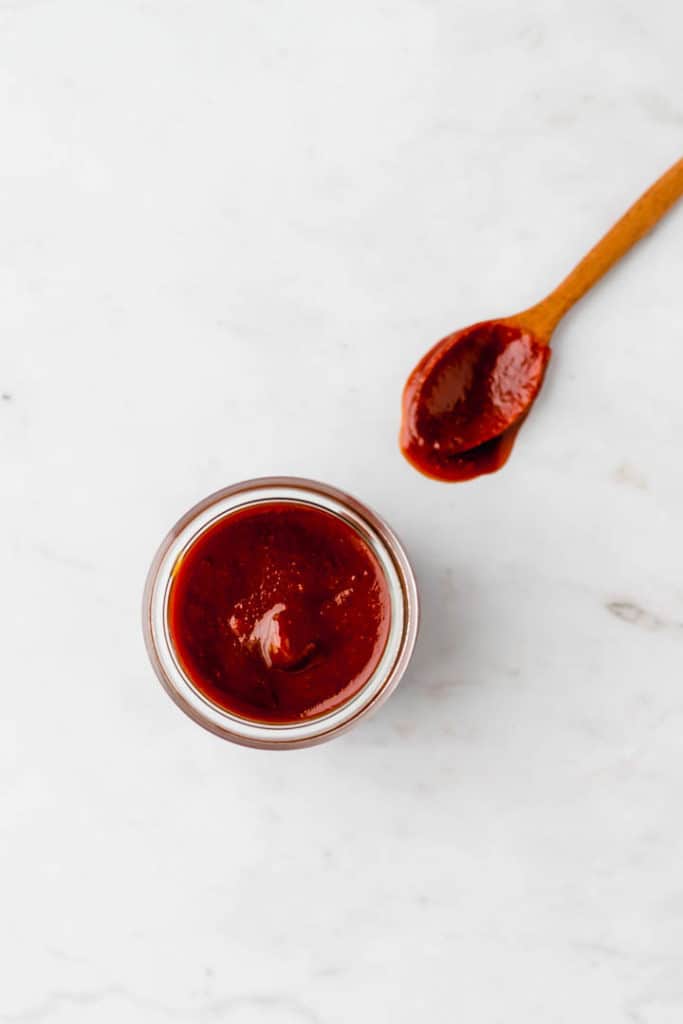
{"left": 378, "top": 541, "right": 485, "bottom": 734}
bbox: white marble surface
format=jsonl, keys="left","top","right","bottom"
{"left": 1, "top": 1, "right": 682, "bottom": 1021}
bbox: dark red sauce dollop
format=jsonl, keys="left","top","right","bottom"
{"left": 400, "top": 321, "right": 551, "bottom": 481}
{"left": 168, "top": 501, "right": 390, "bottom": 723}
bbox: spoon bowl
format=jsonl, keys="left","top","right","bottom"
{"left": 401, "top": 158, "right": 683, "bottom": 482}
{"left": 401, "top": 321, "right": 550, "bottom": 481}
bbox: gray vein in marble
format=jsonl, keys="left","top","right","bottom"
{"left": 0, "top": 0, "right": 52, "bottom": 13}
{"left": 33, "top": 544, "right": 96, "bottom": 575}
{"left": 636, "top": 91, "right": 683, "bottom": 126}
{"left": 573, "top": 939, "right": 635, "bottom": 964}
{"left": 613, "top": 462, "right": 649, "bottom": 491}
{"left": 625, "top": 997, "right": 682, "bottom": 1024}
{"left": 606, "top": 600, "right": 683, "bottom": 632}
{"left": 311, "top": 965, "right": 347, "bottom": 979}
{"left": 572, "top": 939, "right": 680, "bottom": 967}
{"left": 0, "top": 989, "right": 323, "bottom": 1023}
{"left": 45, "top": 947, "right": 89, "bottom": 966}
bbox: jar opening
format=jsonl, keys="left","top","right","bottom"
{"left": 143, "top": 478, "right": 418, "bottom": 748}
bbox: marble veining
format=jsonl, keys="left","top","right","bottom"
{"left": 0, "top": 990, "right": 322, "bottom": 1023}
{"left": 606, "top": 600, "right": 682, "bottom": 632}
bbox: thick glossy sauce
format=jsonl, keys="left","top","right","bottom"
{"left": 168, "top": 502, "right": 390, "bottom": 723}
{"left": 400, "top": 321, "right": 551, "bottom": 481}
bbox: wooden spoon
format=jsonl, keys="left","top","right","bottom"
{"left": 400, "top": 157, "right": 683, "bottom": 482}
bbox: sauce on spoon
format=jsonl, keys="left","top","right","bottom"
{"left": 401, "top": 321, "right": 550, "bottom": 481}
{"left": 400, "top": 158, "right": 683, "bottom": 482}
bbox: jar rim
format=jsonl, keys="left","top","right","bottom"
{"left": 142, "top": 477, "right": 419, "bottom": 749}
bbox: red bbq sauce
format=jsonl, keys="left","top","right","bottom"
{"left": 167, "top": 501, "right": 390, "bottom": 723}
{"left": 400, "top": 321, "right": 551, "bottom": 481}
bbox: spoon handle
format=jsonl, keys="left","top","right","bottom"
{"left": 518, "top": 157, "right": 683, "bottom": 341}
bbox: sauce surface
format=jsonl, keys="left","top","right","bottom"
{"left": 168, "top": 501, "right": 390, "bottom": 723}
{"left": 400, "top": 321, "right": 551, "bottom": 481}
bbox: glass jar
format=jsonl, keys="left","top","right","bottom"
{"left": 143, "top": 477, "right": 419, "bottom": 749}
